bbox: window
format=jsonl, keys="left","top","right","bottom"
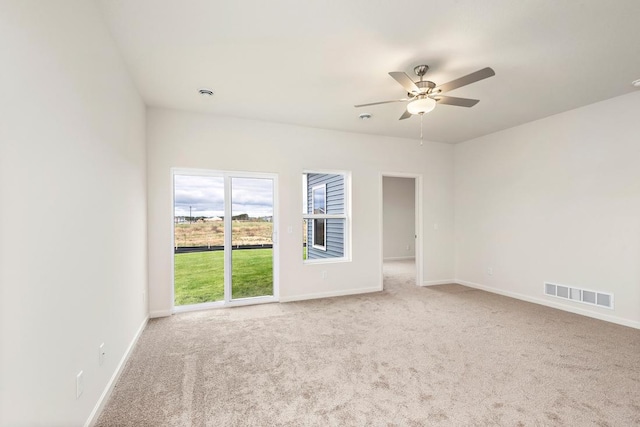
{"left": 311, "top": 184, "right": 326, "bottom": 250}
{"left": 312, "top": 184, "right": 326, "bottom": 214}
{"left": 302, "top": 171, "right": 350, "bottom": 262}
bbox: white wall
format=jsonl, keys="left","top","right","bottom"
{"left": 147, "top": 108, "right": 455, "bottom": 314}
{"left": 383, "top": 177, "right": 415, "bottom": 259}
{"left": 0, "top": 2, "right": 147, "bottom": 426}
{"left": 454, "top": 91, "right": 640, "bottom": 328}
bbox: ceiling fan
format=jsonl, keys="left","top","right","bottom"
{"left": 355, "top": 65, "right": 495, "bottom": 119}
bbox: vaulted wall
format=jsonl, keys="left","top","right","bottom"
{"left": 454, "top": 91, "right": 640, "bottom": 327}
{"left": 0, "top": 2, "right": 147, "bottom": 425}
{"left": 146, "top": 108, "right": 455, "bottom": 315}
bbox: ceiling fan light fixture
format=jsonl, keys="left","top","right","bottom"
{"left": 407, "top": 97, "right": 436, "bottom": 115}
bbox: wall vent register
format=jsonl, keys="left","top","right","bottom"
{"left": 544, "top": 282, "right": 613, "bottom": 309}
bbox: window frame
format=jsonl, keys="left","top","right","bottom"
{"left": 302, "top": 170, "right": 351, "bottom": 264}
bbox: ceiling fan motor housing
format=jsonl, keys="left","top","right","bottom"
{"left": 410, "top": 80, "right": 435, "bottom": 96}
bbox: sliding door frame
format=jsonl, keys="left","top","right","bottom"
{"left": 171, "top": 168, "right": 279, "bottom": 313}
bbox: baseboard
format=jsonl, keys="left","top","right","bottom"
{"left": 421, "top": 279, "right": 456, "bottom": 287}
{"left": 280, "top": 286, "right": 382, "bottom": 303}
{"left": 383, "top": 256, "right": 415, "bottom": 261}
{"left": 455, "top": 279, "right": 640, "bottom": 330}
{"left": 149, "top": 309, "right": 172, "bottom": 318}
{"left": 85, "top": 316, "right": 149, "bottom": 427}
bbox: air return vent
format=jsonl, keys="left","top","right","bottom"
{"left": 544, "top": 282, "right": 613, "bottom": 309}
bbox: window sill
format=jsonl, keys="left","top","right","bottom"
{"left": 303, "top": 257, "right": 351, "bottom": 265}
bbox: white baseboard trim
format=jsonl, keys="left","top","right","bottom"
{"left": 280, "top": 286, "right": 382, "bottom": 303}
{"left": 383, "top": 256, "right": 415, "bottom": 261}
{"left": 455, "top": 279, "right": 640, "bottom": 330}
{"left": 421, "top": 279, "right": 456, "bottom": 287}
{"left": 85, "top": 316, "right": 149, "bottom": 427}
{"left": 149, "top": 309, "right": 172, "bottom": 318}
{"left": 173, "top": 296, "right": 279, "bottom": 314}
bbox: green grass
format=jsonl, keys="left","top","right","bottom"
{"left": 174, "top": 249, "right": 273, "bottom": 305}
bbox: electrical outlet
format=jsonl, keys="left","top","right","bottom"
{"left": 321, "top": 270, "right": 327, "bottom": 279}
{"left": 99, "top": 343, "right": 105, "bottom": 366}
{"left": 406, "top": 244, "right": 410, "bottom": 251}
{"left": 487, "top": 267, "right": 493, "bottom": 275}
{"left": 76, "top": 371, "right": 84, "bottom": 399}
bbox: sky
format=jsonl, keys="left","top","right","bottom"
{"left": 174, "top": 175, "right": 273, "bottom": 218}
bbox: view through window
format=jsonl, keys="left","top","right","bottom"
{"left": 302, "top": 172, "right": 349, "bottom": 262}
{"left": 174, "top": 173, "right": 274, "bottom": 306}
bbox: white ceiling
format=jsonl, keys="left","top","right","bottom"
{"left": 97, "top": 0, "right": 640, "bottom": 143}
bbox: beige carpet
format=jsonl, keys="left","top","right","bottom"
{"left": 96, "top": 260, "right": 640, "bottom": 426}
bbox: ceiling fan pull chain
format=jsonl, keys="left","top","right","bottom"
{"left": 420, "top": 113, "right": 424, "bottom": 146}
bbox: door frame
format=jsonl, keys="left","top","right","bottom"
{"left": 379, "top": 173, "right": 423, "bottom": 288}
{"left": 171, "top": 168, "right": 279, "bottom": 313}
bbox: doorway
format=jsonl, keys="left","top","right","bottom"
{"left": 172, "top": 169, "right": 278, "bottom": 311}
{"left": 381, "top": 174, "right": 422, "bottom": 289}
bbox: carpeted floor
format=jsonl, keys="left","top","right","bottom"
{"left": 96, "top": 260, "right": 640, "bottom": 426}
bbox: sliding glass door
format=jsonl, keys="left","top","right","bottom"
{"left": 230, "top": 177, "right": 274, "bottom": 300}
{"left": 173, "top": 170, "right": 277, "bottom": 309}
{"left": 173, "top": 175, "right": 225, "bottom": 305}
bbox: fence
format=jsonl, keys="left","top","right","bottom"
{"left": 175, "top": 244, "right": 274, "bottom": 254}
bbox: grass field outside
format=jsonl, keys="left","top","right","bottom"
{"left": 174, "top": 221, "right": 273, "bottom": 247}
{"left": 173, "top": 220, "right": 302, "bottom": 305}
{"left": 174, "top": 249, "right": 273, "bottom": 305}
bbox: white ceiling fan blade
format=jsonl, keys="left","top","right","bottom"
{"left": 435, "top": 67, "right": 495, "bottom": 94}
{"left": 389, "top": 72, "right": 420, "bottom": 93}
{"left": 433, "top": 95, "right": 480, "bottom": 107}
{"left": 354, "top": 99, "right": 410, "bottom": 108}
{"left": 399, "top": 110, "right": 412, "bottom": 120}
